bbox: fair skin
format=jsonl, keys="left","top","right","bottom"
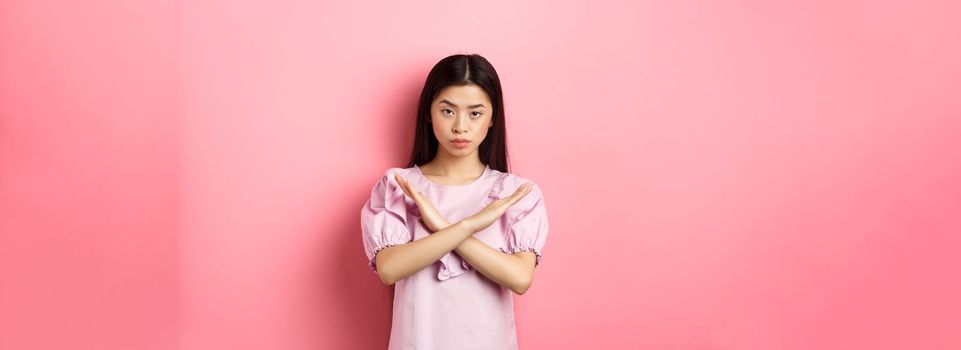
{"left": 374, "top": 84, "right": 538, "bottom": 294}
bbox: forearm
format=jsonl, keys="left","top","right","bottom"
{"left": 454, "top": 236, "right": 532, "bottom": 294}
{"left": 376, "top": 221, "right": 474, "bottom": 285}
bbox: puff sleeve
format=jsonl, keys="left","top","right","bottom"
{"left": 501, "top": 183, "right": 549, "bottom": 267}
{"left": 360, "top": 169, "right": 414, "bottom": 273}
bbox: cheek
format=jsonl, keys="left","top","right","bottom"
{"left": 479, "top": 117, "right": 493, "bottom": 132}
{"left": 430, "top": 112, "right": 449, "bottom": 125}
{"left": 430, "top": 120, "right": 446, "bottom": 138}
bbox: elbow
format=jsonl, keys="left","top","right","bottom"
{"left": 508, "top": 258, "right": 536, "bottom": 295}
{"left": 510, "top": 276, "right": 533, "bottom": 295}
{"left": 380, "top": 275, "right": 396, "bottom": 286}
{"left": 377, "top": 270, "right": 394, "bottom": 286}
{"left": 375, "top": 261, "right": 397, "bottom": 286}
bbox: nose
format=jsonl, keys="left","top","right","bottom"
{"left": 452, "top": 115, "right": 468, "bottom": 134}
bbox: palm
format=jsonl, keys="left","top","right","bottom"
{"left": 463, "top": 182, "right": 533, "bottom": 232}
{"left": 395, "top": 174, "right": 450, "bottom": 232}
{"left": 395, "top": 173, "right": 533, "bottom": 234}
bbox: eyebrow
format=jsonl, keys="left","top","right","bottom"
{"left": 438, "top": 99, "right": 487, "bottom": 109}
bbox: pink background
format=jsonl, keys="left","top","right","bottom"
{"left": 2, "top": 0, "right": 959, "bottom": 349}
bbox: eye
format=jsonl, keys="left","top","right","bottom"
{"left": 471, "top": 111, "right": 482, "bottom": 118}
{"left": 442, "top": 108, "right": 454, "bottom": 116}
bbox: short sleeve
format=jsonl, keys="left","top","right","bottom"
{"left": 360, "top": 169, "right": 413, "bottom": 273}
{"left": 501, "top": 183, "right": 549, "bottom": 267}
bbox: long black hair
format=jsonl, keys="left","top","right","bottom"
{"left": 406, "top": 54, "right": 510, "bottom": 173}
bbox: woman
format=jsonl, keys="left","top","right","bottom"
{"left": 360, "top": 53, "right": 549, "bottom": 350}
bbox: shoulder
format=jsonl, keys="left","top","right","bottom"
{"left": 492, "top": 169, "right": 544, "bottom": 198}
{"left": 371, "top": 166, "right": 417, "bottom": 192}
{"left": 379, "top": 166, "right": 417, "bottom": 180}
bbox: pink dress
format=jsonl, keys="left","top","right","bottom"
{"left": 360, "top": 164, "right": 549, "bottom": 350}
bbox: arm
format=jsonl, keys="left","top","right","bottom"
{"left": 454, "top": 235, "right": 537, "bottom": 295}
{"left": 430, "top": 217, "right": 537, "bottom": 295}
{"left": 386, "top": 173, "right": 537, "bottom": 291}
{"left": 374, "top": 220, "right": 474, "bottom": 286}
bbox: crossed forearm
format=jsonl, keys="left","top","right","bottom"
{"left": 377, "top": 218, "right": 534, "bottom": 294}
{"left": 375, "top": 221, "right": 474, "bottom": 285}
{"left": 443, "top": 220, "right": 533, "bottom": 295}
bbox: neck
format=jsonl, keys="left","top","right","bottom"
{"left": 424, "top": 149, "right": 486, "bottom": 178}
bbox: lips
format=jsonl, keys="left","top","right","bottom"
{"left": 451, "top": 139, "right": 470, "bottom": 143}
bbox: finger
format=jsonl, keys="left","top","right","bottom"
{"left": 511, "top": 182, "right": 532, "bottom": 198}
{"left": 393, "top": 174, "right": 406, "bottom": 195}
{"left": 404, "top": 178, "right": 424, "bottom": 199}
{"left": 507, "top": 182, "right": 533, "bottom": 205}
{"left": 395, "top": 174, "right": 413, "bottom": 199}
{"left": 395, "top": 173, "right": 426, "bottom": 202}
{"left": 491, "top": 184, "right": 528, "bottom": 209}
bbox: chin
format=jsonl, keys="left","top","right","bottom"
{"left": 444, "top": 146, "right": 476, "bottom": 156}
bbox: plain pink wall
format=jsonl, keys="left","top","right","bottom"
{"left": 0, "top": 0, "right": 180, "bottom": 349}
{"left": 2, "top": 0, "right": 960, "bottom": 349}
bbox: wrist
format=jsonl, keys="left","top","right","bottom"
{"left": 456, "top": 218, "right": 476, "bottom": 234}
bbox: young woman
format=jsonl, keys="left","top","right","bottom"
{"left": 360, "top": 53, "right": 549, "bottom": 350}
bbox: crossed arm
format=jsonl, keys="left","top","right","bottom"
{"left": 453, "top": 234, "right": 536, "bottom": 294}
{"left": 375, "top": 219, "right": 536, "bottom": 295}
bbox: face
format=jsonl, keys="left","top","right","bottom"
{"left": 429, "top": 84, "right": 494, "bottom": 158}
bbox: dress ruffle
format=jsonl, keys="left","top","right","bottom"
{"left": 362, "top": 170, "right": 415, "bottom": 274}
{"left": 435, "top": 172, "right": 510, "bottom": 281}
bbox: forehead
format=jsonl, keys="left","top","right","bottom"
{"left": 433, "top": 84, "right": 491, "bottom": 105}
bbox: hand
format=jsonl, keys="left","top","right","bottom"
{"left": 462, "top": 182, "right": 533, "bottom": 233}
{"left": 395, "top": 173, "right": 451, "bottom": 233}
